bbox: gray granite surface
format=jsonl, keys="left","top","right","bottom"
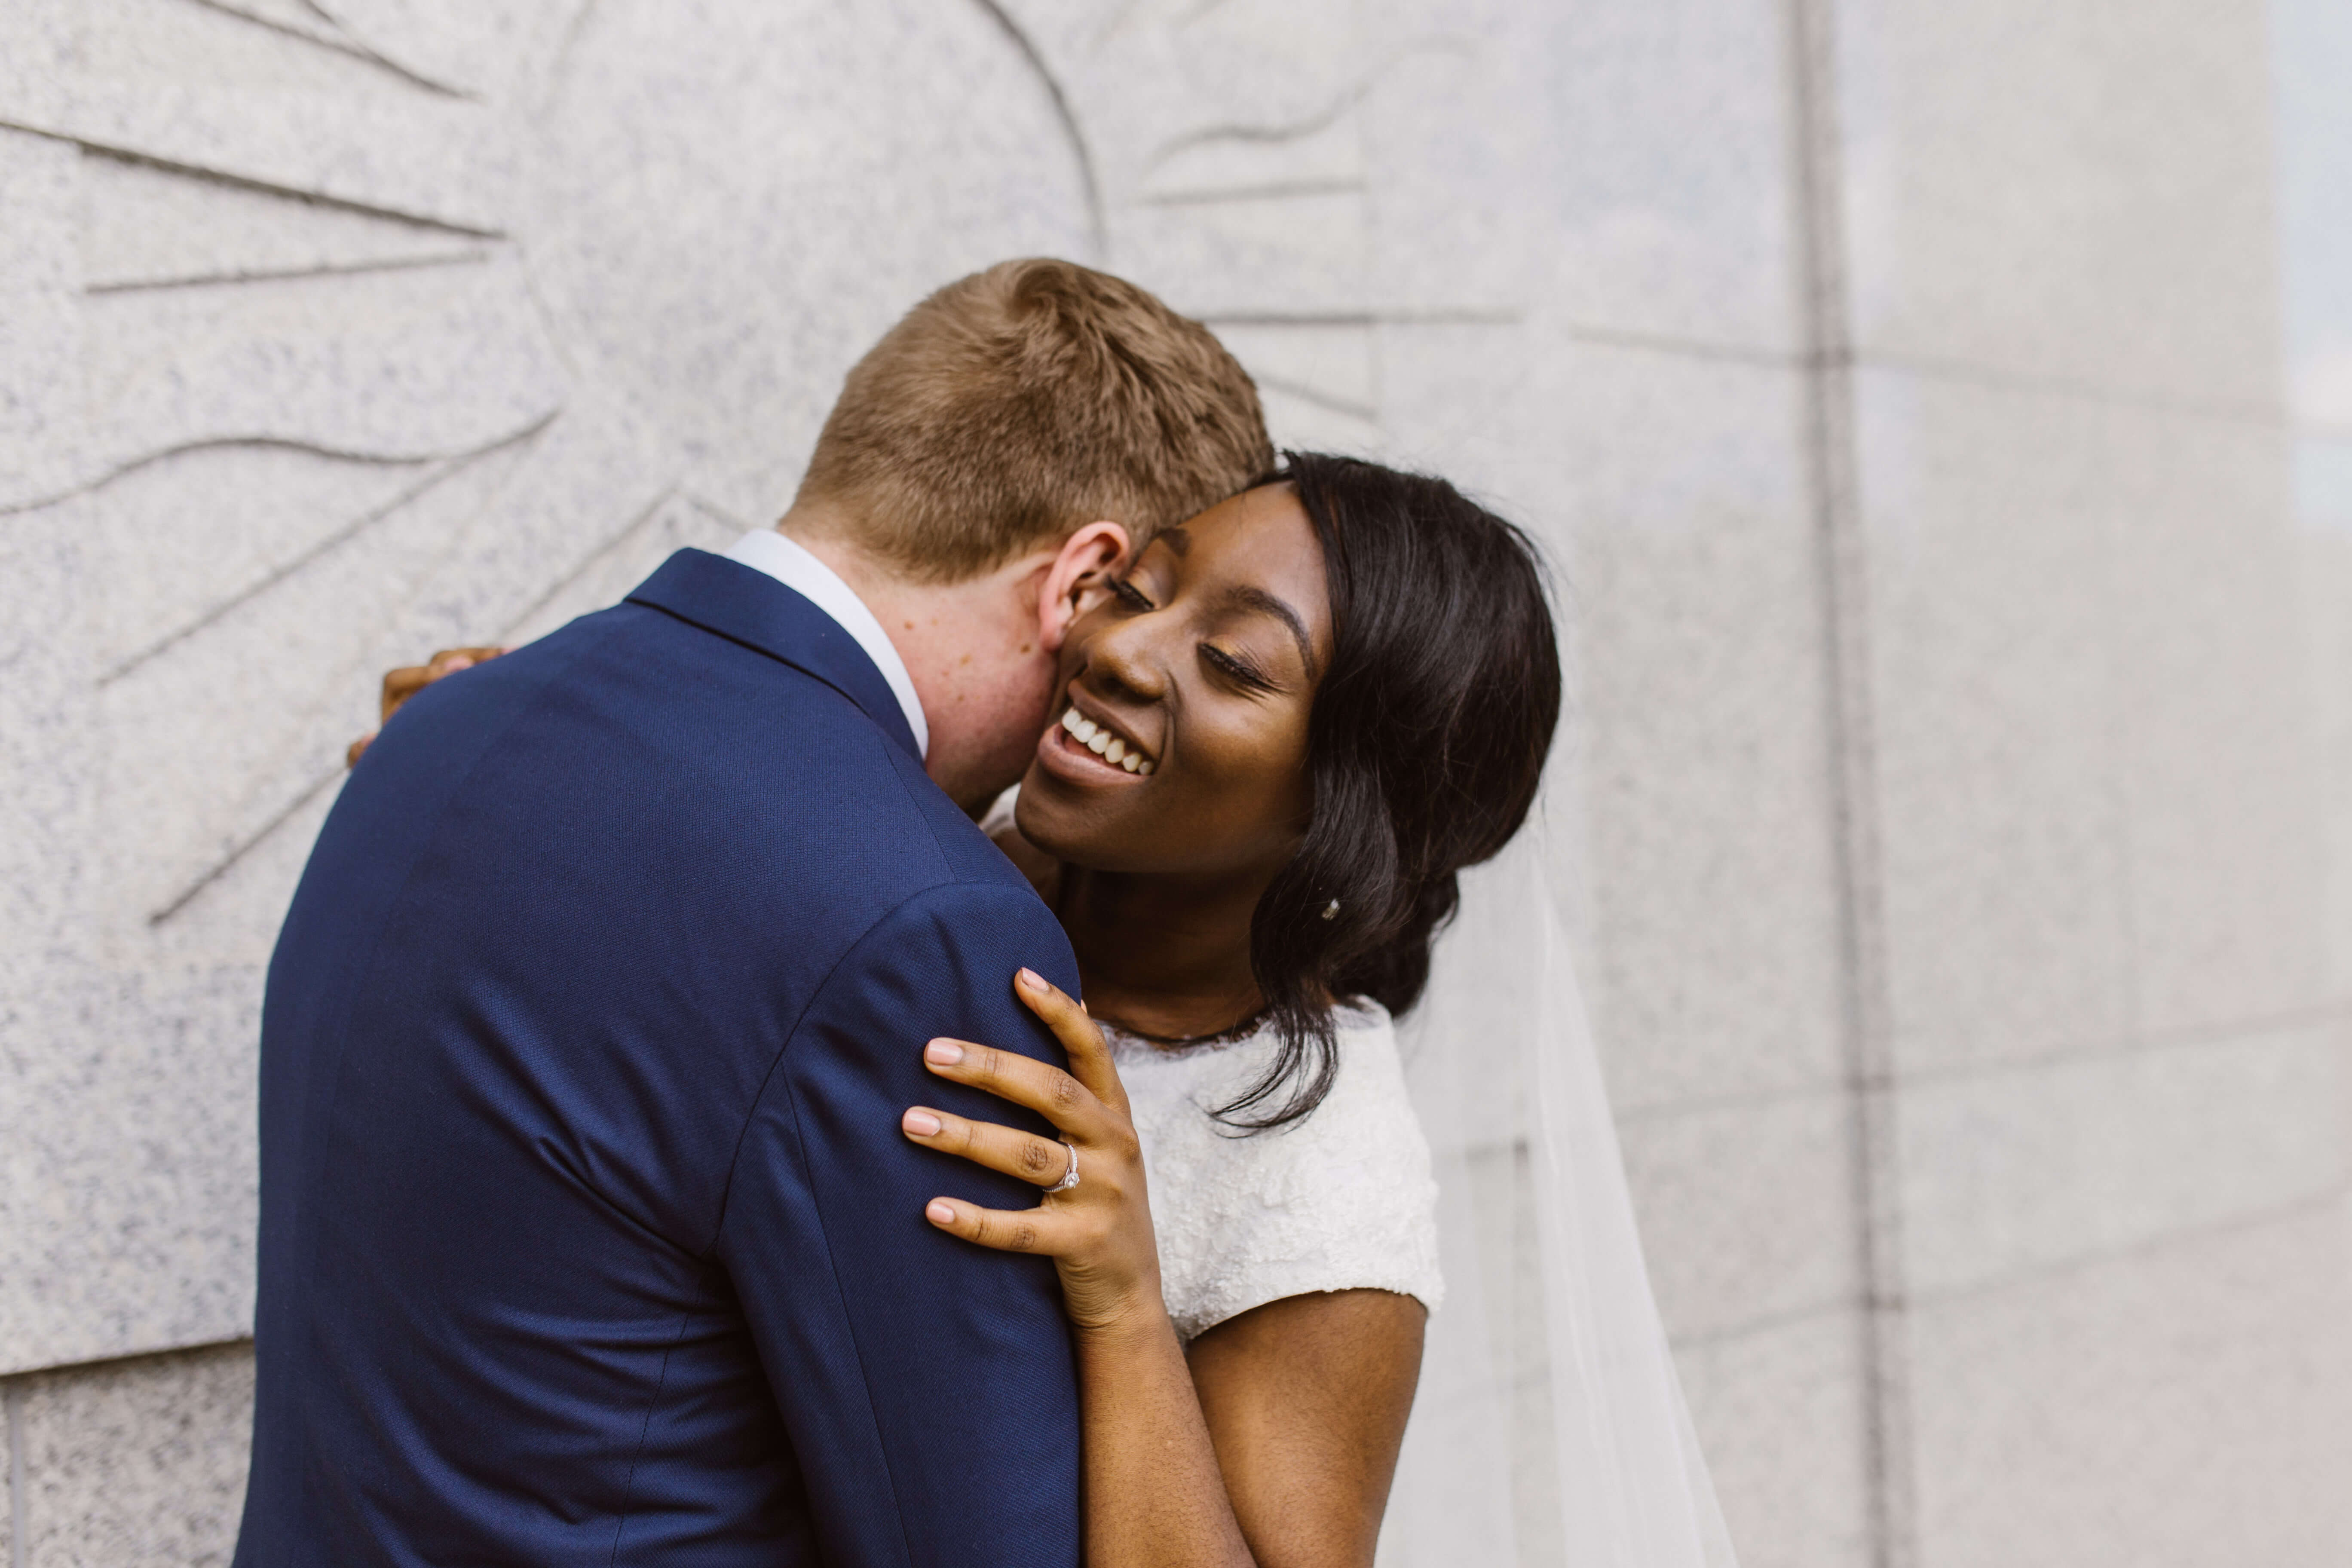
{"left": 15, "top": 1345, "right": 254, "bottom": 1568}
{"left": 2, "top": 2, "right": 2346, "bottom": 1565}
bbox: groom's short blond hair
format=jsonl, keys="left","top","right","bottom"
{"left": 794, "top": 259, "right": 1273, "bottom": 582}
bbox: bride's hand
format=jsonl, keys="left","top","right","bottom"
{"left": 345, "top": 646, "right": 505, "bottom": 766}
{"left": 902, "top": 967, "right": 1164, "bottom": 1335}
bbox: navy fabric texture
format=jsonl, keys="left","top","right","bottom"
{"left": 233, "top": 549, "right": 1082, "bottom": 1567}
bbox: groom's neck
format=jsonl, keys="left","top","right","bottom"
{"left": 775, "top": 502, "right": 902, "bottom": 621}
{"left": 775, "top": 505, "right": 1057, "bottom": 814}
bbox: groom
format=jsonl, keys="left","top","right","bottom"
{"left": 234, "top": 260, "right": 1272, "bottom": 1566}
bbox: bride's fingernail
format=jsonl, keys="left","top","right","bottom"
{"left": 1016, "top": 967, "right": 1046, "bottom": 992}
{"left": 926, "top": 1200, "right": 957, "bottom": 1225}
{"left": 925, "top": 1040, "right": 964, "bottom": 1066}
{"left": 903, "top": 1109, "right": 941, "bottom": 1136}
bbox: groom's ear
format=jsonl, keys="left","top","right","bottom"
{"left": 1037, "top": 521, "right": 1131, "bottom": 652}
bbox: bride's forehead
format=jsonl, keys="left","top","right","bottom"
{"left": 1153, "top": 487, "right": 1315, "bottom": 569}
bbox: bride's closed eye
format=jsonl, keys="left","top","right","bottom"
{"left": 1200, "top": 643, "right": 1277, "bottom": 695}
{"left": 1107, "top": 574, "right": 1278, "bottom": 693}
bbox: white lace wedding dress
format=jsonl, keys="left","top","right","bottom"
{"left": 983, "top": 794, "right": 1735, "bottom": 1567}
{"left": 976, "top": 791, "right": 1444, "bottom": 1335}
{"left": 1102, "top": 1005, "right": 1444, "bottom": 1341}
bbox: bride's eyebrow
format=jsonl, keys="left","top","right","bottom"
{"left": 1222, "top": 585, "right": 1317, "bottom": 674}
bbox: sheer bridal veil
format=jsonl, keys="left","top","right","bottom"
{"left": 1380, "top": 813, "right": 1738, "bottom": 1567}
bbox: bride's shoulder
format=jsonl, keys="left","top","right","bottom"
{"left": 1150, "top": 995, "right": 1444, "bottom": 1338}
{"left": 1253, "top": 999, "right": 1415, "bottom": 1138}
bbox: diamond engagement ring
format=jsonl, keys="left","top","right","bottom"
{"left": 1048, "top": 1141, "right": 1081, "bottom": 1193}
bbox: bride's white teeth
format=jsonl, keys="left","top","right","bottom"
{"left": 1137, "top": 759, "right": 1155, "bottom": 776}
{"left": 1059, "top": 703, "right": 1154, "bottom": 773}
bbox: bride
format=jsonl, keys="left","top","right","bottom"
{"left": 363, "top": 452, "right": 1731, "bottom": 1567}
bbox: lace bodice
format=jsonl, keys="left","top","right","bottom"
{"left": 1103, "top": 1004, "right": 1445, "bottom": 1341}
{"left": 976, "top": 790, "right": 1442, "bottom": 1338}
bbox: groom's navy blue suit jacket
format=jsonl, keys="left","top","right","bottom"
{"left": 234, "top": 550, "right": 1082, "bottom": 1567}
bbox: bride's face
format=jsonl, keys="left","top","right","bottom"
{"left": 1016, "top": 484, "right": 1330, "bottom": 879}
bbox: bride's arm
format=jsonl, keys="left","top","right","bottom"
{"left": 904, "top": 971, "right": 1421, "bottom": 1568}
{"left": 1185, "top": 1290, "right": 1423, "bottom": 1566}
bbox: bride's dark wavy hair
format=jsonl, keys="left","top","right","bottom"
{"left": 1220, "top": 451, "right": 1562, "bottom": 1131}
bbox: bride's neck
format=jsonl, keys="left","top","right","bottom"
{"left": 1053, "top": 863, "right": 1270, "bottom": 1041}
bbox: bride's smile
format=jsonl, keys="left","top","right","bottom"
{"left": 1049, "top": 704, "right": 1156, "bottom": 775}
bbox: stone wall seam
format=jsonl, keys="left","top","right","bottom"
{"left": 1904, "top": 1185, "right": 2352, "bottom": 1312}
{"left": 1785, "top": 0, "right": 1918, "bottom": 1564}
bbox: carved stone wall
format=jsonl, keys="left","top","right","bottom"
{"left": 3, "top": 1, "right": 2347, "bottom": 1565}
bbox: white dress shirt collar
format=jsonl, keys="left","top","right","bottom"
{"left": 720, "top": 530, "right": 928, "bottom": 759}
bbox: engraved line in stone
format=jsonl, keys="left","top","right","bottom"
{"left": 967, "top": 0, "right": 1108, "bottom": 260}
{"left": 303, "top": 0, "right": 484, "bottom": 101}
{"left": 495, "top": 483, "right": 683, "bottom": 642}
{"left": 181, "top": 0, "right": 359, "bottom": 50}
{"left": 152, "top": 461, "right": 665, "bottom": 933}
{"left": 174, "top": 0, "right": 470, "bottom": 101}
{"left": 511, "top": 251, "right": 586, "bottom": 381}
{"left": 1142, "top": 37, "right": 1476, "bottom": 174}
{"left": 1139, "top": 178, "right": 1366, "bottom": 207}
{"left": 77, "top": 146, "right": 499, "bottom": 243}
{"left": 541, "top": 0, "right": 605, "bottom": 118}
{"left": 3, "top": 432, "right": 498, "bottom": 521}
{"left": 86, "top": 248, "right": 493, "bottom": 296}
{"left": 0, "top": 132, "right": 506, "bottom": 241}
{"left": 680, "top": 490, "right": 751, "bottom": 531}
{"left": 98, "top": 414, "right": 558, "bottom": 688}
{"left": 148, "top": 763, "right": 343, "bottom": 926}
{"left": 147, "top": 435, "right": 605, "bottom": 928}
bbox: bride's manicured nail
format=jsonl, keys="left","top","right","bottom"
{"left": 925, "top": 1040, "right": 964, "bottom": 1066}
{"left": 926, "top": 1200, "right": 957, "bottom": 1225}
{"left": 903, "top": 1109, "right": 941, "bottom": 1136}
{"left": 1016, "top": 967, "right": 1046, "bottom": 993}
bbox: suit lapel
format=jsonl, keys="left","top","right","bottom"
{"left": 625, "top": 549, "right": 923, "bottom": 761}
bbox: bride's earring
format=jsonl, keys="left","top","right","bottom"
{"left": 1321, "top": 899, "right": 1341, "bottom": 921}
